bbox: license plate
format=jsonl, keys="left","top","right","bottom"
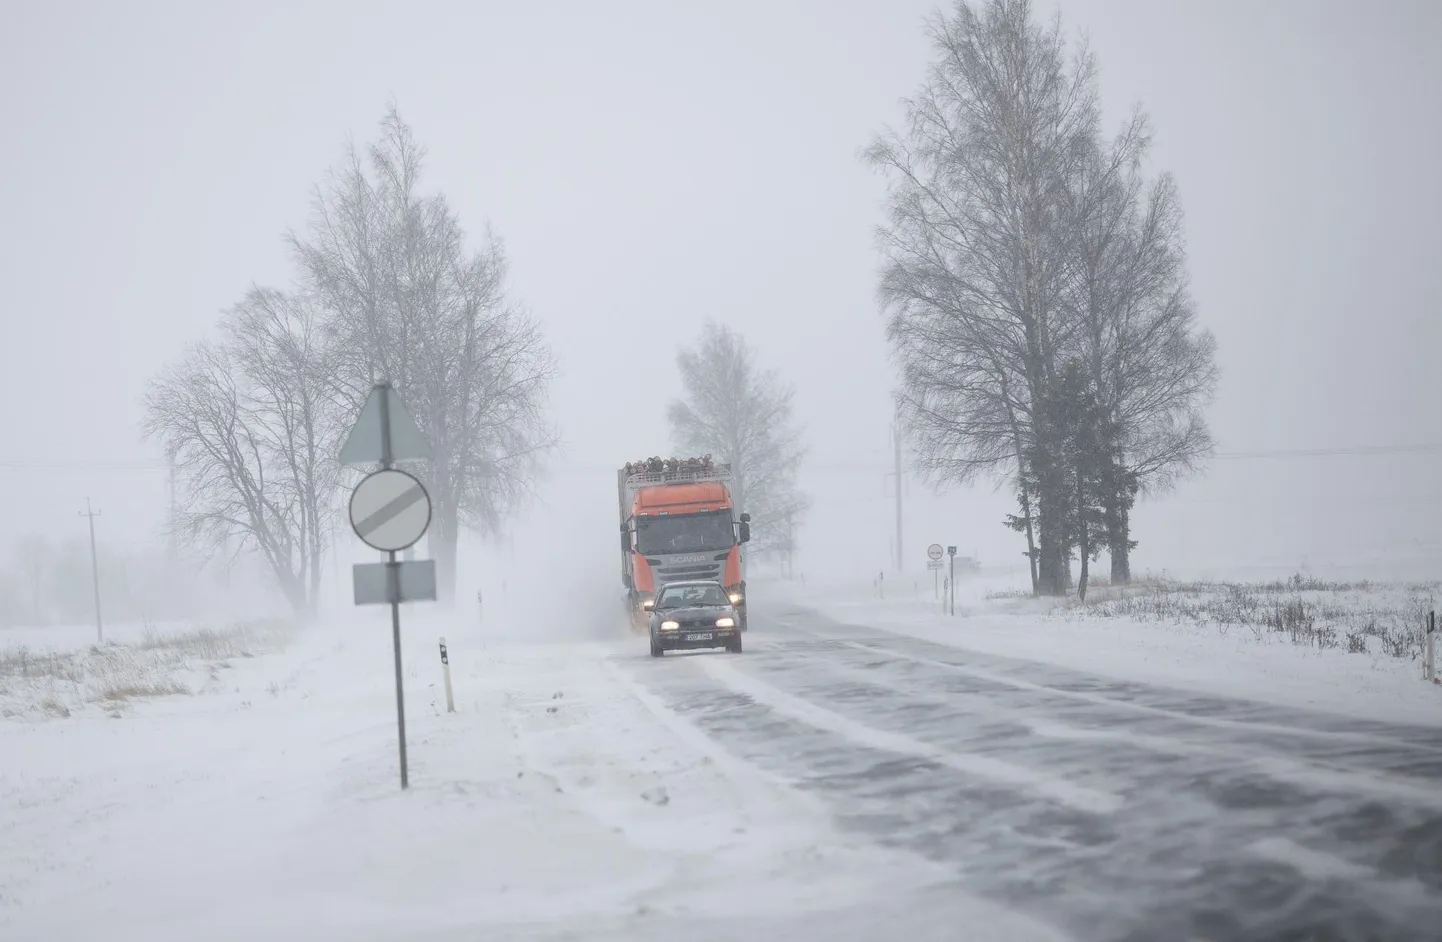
{"left": 684, "top": 632, "right": 714, "bottom": 642}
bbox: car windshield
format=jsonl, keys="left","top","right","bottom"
{"left": 656, "top": 583, "right": 728, "bottom": 609}
{"left": 635, "top": 511, "right": 734, "bottom": 554}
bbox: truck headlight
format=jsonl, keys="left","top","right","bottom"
{"left": 728, "top": 592, "right": 743, "bottom": 605}
{"left": 715, "top": 616, "right": 736, "bottom": 628}
{"left": 661, "top": 620, "right": 680, "bottom": 631}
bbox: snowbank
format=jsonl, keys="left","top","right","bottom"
{"left": 763, "top": 572, "right": 1442, "bottom": 727}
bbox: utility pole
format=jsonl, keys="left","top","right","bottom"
{"left": 785, "top": 511, "right": 795, "bottom": 580}
{"left": 166, "top": 455, "right": 178, "bottom": 570}
{"left": 80, "top": 498, "right": 103, "bottom": 643}
{"left": 892, "top": 404, "right": 904, "bottom": 575}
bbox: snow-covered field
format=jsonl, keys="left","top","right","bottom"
{"left": 0, "top": 605, "right": 1054, "bottom": 942}
{"left": 769, "top": 568, "right": 1442, "bottom": 727}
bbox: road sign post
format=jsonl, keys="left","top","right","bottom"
{"left": 947, "top": 545, "right": 957, "bottom": 615}
{"left": 340, "top": 380, "right": 436, "bottom": 791}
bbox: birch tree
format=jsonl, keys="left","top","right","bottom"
{"left": 871, "top": 0, "right": 1215, "bottom": 594}
{"left": 666, "top": 320, "right": 809, "bottom": 556}
{"left": 867, "top": 0, "right": 1100, "bottom": 595}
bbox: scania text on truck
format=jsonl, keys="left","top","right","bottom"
{"left": 618, "top": 457, "right": 751, "bottom": 632}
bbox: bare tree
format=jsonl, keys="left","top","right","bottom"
{"left": 866, "top": 0, "right": 1101, "bottom": 595}
{"left": 666, "top": 321, "right": 809, "bottom": 556}
{"left": 292, "top": 106, "right": 556, "bottom": 603}
{"left": 141, "top": 287, "right": 340, "bottom": 616}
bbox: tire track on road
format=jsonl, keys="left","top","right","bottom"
{"left": 773, "top": 614, "right": 1442, "bottom": 762}
{"left": 693, "top": 655, "right": 1123, "bottom": 815}
{"left": 770, "top": 604, "right": 1442, "bottom": 746}
{"left": 746, "top": 634, "right": 1442, "bottom": 897}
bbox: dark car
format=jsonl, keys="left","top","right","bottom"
{"left": 645, "top": 580, "right": 743, "bottom": 657}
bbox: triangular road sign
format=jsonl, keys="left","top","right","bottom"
{"left": 339, "top": 381, "right": 433, "bottom": 467}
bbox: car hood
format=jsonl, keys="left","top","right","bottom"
{"left": 656, "top": 605, "right": 735, "bottom": 623}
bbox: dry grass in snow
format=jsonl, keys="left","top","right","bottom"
{"left": 0, "top": 620, "right": 294, "bottom": 719}
{"left": 1054, "top": 574, "right": 1439, "bottom": 661}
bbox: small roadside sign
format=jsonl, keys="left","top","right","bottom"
{"left": 353, "top": 558, "right": 437, "bottom": 605}
{"left": 927, "top": 559, "right": 943, "bottom": 570}
{"left": 927, "top": 543, "right": 943, "bottom": 560}
{"left": 947, "top": 545, "right": 957, "bottom": 555}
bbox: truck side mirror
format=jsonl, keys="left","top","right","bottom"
{"left": 738, "top": 521, "right": 751, "bottom": 544}
{"left": 740, "top": 512, "right": 751, "bottom": 523}
{"left": 621, "top": 529, "right": 631, "bottom": 552}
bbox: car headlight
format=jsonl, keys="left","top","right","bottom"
{"left": 715, "top": 616, "right": 735, "bottom": 628}
{"left": 660, "top": 620, "right": 680, "bottom": 631}
{"left": 728, "top": 592, "right": 743, "bottom": 605}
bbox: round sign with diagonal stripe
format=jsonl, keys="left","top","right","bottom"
{"left": 349, "top": 469, "right": 431, "bottom": 552}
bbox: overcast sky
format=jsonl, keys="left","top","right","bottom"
{"left": 3, "top": 0, "right": 1440, "bottom": 602}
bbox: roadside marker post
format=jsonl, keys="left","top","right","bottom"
{"left": 927, "top": 543, "right": 944, "bottom": 599}
{"left": 340, "top": 380, "right": 436, "bottom": 791}
{"left": 1426, "top": 611, "right": 1436, "bottom": 684}
{"left": 439, "top": 637, "right": 456, "bottom": 713}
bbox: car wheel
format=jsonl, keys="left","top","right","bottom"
{"left": 727, "top": 635, "right": 743, "bottom": 654}
{"left": 650, "top": 637, "right": 663, "bottom": 658}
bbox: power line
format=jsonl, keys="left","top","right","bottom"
{"left": 0, "top": 460, "right": 168, "bottom": 470}
{"left": 1212, "top": 444, "right": 1442, "bottom": 460}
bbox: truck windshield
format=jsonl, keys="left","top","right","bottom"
{"left": 656, "top": 583, "right": 728, "bottom": 608}
{"left": 635, "top": 511, "right": 734, "bottom": 554}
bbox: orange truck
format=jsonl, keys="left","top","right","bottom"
{"left": 618, "top": 458, "right": 751, "bottom": 632}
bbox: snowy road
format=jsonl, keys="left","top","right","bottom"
{"left": 621, "top": 601, "right": 1442, "bottom": 942}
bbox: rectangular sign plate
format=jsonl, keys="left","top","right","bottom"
{"left": 927, "top": 560, "right": 944, "bottom": 570}
{"left": 353, "top": 559, "right": 438, "bottom": 605}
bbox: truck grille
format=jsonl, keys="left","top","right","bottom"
{"left": 659, "top": 563, "right": 722, "bottom": 581}
{"left": 648, "top": 552, "right": 728, "bottom": 584}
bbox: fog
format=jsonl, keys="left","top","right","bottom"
{"left": 4, "top": 0, "right": 1441, "bottom": 623}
